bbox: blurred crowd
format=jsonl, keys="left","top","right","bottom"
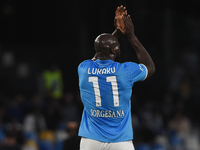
{"left": 0, "top": 92, "right": 82, "bottom": 150}
{"left": 0, "top": 51, "right": 200, "bottom": 150}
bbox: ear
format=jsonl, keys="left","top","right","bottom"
{"left": 110, "top": 48, "right": 115, "bottom": 54}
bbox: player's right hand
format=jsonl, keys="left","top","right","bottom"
{"left": 114, "top": 5, "right": 127, "bottom": 34}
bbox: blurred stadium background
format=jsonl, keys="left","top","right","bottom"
{"left": 0, "top": 0, "right": 200, "bottom": 149}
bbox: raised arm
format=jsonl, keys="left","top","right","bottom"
{"left": 122, "top": 14, "right": 155, "bottom": 78}
{"left": 112, "top": 5, "right": 126, "bottom": 39}
{"left": 92, "top": 6, "right": 126, "bottom": 61}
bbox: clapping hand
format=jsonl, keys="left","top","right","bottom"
{"left": 114, "top": 5, "right": 127, "bottom": 34}
{"left": 122, "top": 13, "right": 135, "bottom": 38}
{"left": 115, "top": 5, "right": 135, "bottom": 38}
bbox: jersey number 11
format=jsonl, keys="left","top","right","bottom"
{"left": 89, "top": 76, "right": 119, "bottom": 107}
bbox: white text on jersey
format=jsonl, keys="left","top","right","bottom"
{"left": 88, "top": 67, "right": 116, "bottom": 75}
{"left": 90, "top": 109, "right": 124, "bottom": 118}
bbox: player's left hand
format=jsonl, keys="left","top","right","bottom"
{"left": 114, "top": 5, "right": 127, "bottom": 34}
{"left": 122, "top": 13, "right": 135, "bottom": 38}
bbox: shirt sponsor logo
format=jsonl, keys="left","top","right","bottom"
{"left": 90, "top": 109, "right": 124, "bottom": 118}
{"left": 88, "top": 67, "right": 116, "bottom": 75}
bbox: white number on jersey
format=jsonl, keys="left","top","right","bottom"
{"left": 89, "top": 76, "right": 119, "bottom": 107}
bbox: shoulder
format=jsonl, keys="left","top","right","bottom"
{"left": 119, "top": 61, "right": 139, "bottom": 69}
{"left": 123, "top": 61, "right": 137, "bottom": 66}
{"left": 122, "top": 62, "right": 148, "bottom": 81}
{"left": 108, "top": 61, "right": 139, "bottom": 71}
{"left": 78, "top": 59, "right": 93, "bottom": 68}
{"left": 123, "top": 62, "right": 147, "bottom": 70}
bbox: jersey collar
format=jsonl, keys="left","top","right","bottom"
{"left": 95, "top": 59, "right": 114, "bottom": 65}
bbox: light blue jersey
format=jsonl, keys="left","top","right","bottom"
{"left": 78, "top": 59, "right": 147, "bottom": 143}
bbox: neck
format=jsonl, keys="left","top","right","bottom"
{"left": 96, "top": 52, "right": 114, "bottom": 60}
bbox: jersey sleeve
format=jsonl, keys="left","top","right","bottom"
{"left": 78, "top": 60, "right": 92, "bottom": 73}
{"left": 125, "top": 62, "right": 148, "bottom": 82}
